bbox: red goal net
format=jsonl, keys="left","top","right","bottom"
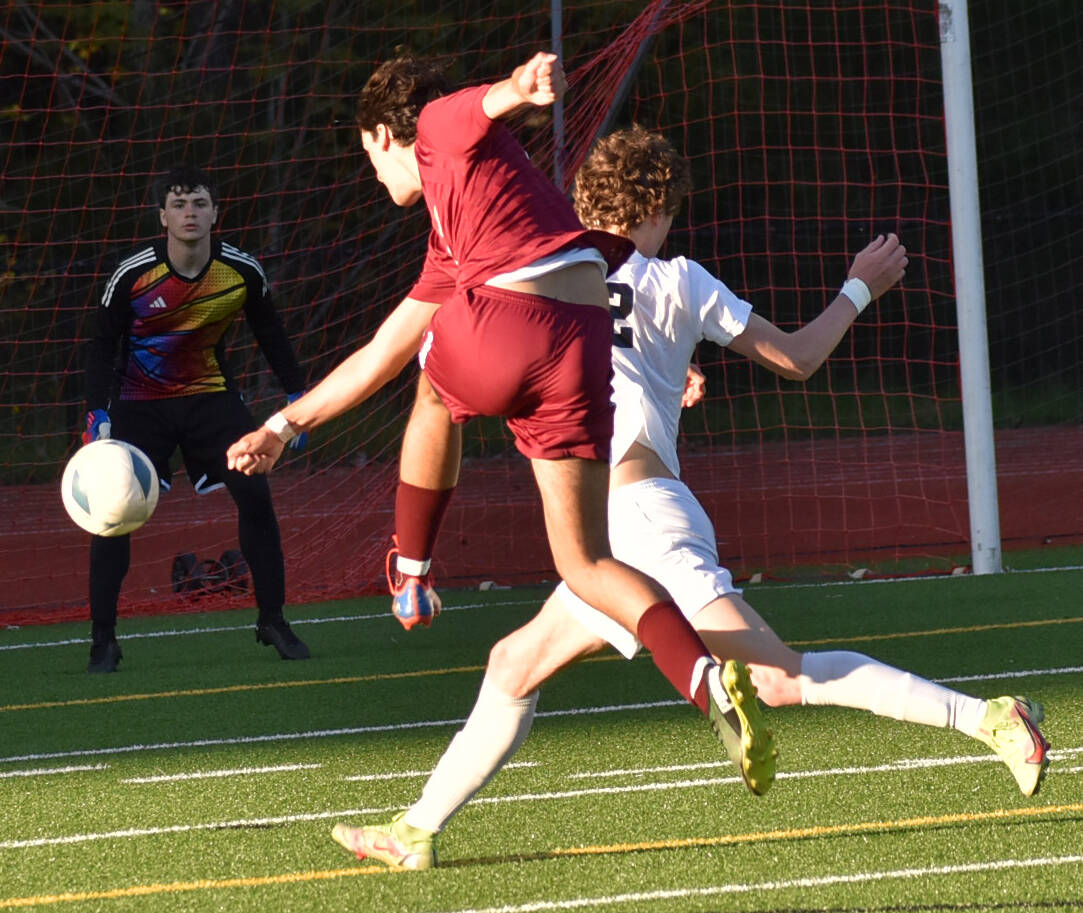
{"left": 3, "top": 1, "right": 1081, "bottom": 621}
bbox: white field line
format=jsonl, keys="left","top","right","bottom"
{"left": 0, "top": 701, "right": 680, "bottom": 765}
{"left": 1, "top": 744, "right": 1079, "bottom": 851}
{"left": 2, "top": 669, "right": 1080, "bottom": 765}
{"left": 342, "top": 761, "right": 539, "bottom": 782}
{"left": 937, "top": 665, "right": 1083, "bottom": 683}
{"left": 120, "top": 763, "right": 322, "bottom": 784}
{"left": 567, "top": 744, "right": 1083, "bottom": 781}
{"left": 0, "top": 763, "right": 108, "bottom": 779}
{"left": 3, "top": 563, "right": 1082, "bottom": 650}
{"left": 0, "top": 600, "right": 532, "bottom": 651}
{"left": 420, "top": 854, "right": 1083, "bottom": 913}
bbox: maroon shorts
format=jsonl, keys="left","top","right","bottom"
{"left": 421, "top": 285, "right": 614, "bottom": 461}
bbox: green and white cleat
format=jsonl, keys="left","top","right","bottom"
{"left": 976, "top": 696, "right": 1050, "bottom": 796}
{"left": 331, "top": 811, "right": 436, "bottom": 870}
{"left": 707, "top": 659, "right": 777, "bottom": 796}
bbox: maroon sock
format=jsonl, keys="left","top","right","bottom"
{"left": 394, "top": 481, "right": 454, "bottom": 563}
{"left": 636, "top": 601, "right": 712, "bottom": 714}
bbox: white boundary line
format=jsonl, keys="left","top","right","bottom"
{"left": 1, "top": 745, "right": 1078, "bottom": 851}
{"left": 0, "top": 763, "right": 108, "bottom": 779}
{"left": 419, "top": 854, "right": 1083, "bottom": 913}
{"left": 343, "top": 761, "right": 539, "bottom": 783}
{"left": 3, "top": 564, "right": 1082, "bottom": 649}
{"left": 0, "top": 700, "right": 680, "bottom": 765}
{"left": 0, "top": 600, "right": 534, "bottom": 650}
{"left": 937, "top": 664, "right": 1083, "bottom": 683}
{"left": 2, "top": 657, "right": 1080, "bottom": 764}
{"left": 120, "top": 763, "right": 322, "bottom": 784}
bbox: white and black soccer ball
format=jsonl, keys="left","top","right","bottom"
{"left": 61, "top": 440, "right": 160, "bottom": 537}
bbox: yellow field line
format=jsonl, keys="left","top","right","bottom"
{"left": 0, "top": 665, "right": 490, "bottom": 712}
{"left": 2, "top": 803, "right": 1079, "bottom": 908}
{"left": 4, "top": 615, "right": 1079, "bottom": 714}
{"left": 788, "top": 614, "right": 1083, "bottom": 647}
{"left": 549, "top": 801, "right": 1083, "bottom": 857}
{"left": 0, "top": 866, "right": 388, "bottom": 909}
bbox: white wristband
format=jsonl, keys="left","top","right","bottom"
{"left": 396, "top": 555, "right": 431, "bottom": 577}
{"left": 264, "top": 411, "right": 297, "bottom": 444}
{"left": 840, "top": 277, "right": 872, "bottom": 315}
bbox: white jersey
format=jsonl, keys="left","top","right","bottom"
{"left": 607, "top": 251, "right": 753, "bottom": 478}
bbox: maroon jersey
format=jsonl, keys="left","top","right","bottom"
{"left": 408, "top": 84, "right": 632, "bottom": 303}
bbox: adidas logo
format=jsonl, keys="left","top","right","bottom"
{"left": 149, "top": 296, "right": 167, "bottom": 309}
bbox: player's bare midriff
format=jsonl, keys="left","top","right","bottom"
{"left": 487, "top": 261, "right": 609, "bottom": 309}
{"left": 611, "top": 441, "right": 676, "bottom": 488}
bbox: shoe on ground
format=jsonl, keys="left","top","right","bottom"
{"left": 255, "top": 619, "right": 311, "bottom": 660}
{"left": 87, "top": 639, "right": 122, "bottom": 674}
{"left": 707, "top": 659, "right": 777, "bottom": 796}
{"left": 385, "top": 540, "right": 441, "bottom": 631}
{"left": 331, "top": 811, "right": 436, "bottom": 870}
{"left": 976, "top": 696, "right": 1050, "bottom": 796}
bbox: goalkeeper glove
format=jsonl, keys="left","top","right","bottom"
{"left": 285, "top": 392, "right": 307, "bottom": 451}
{"left": 82, "top": 409, "right": 111, "bottom": 445}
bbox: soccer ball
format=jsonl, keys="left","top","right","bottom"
{"left": 61, "top": 440, "right": 160, "bottom": 537}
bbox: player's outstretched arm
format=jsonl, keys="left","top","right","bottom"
{"left": 482, "top": 51, "right": 566, "bottom": 121}
{"left": 226, "top": 296, "right": 439, "bottom": 475}
{"left": 728, "top": 233, "right": 908, "bottom": 381}
{"left": 848, "top": 232, "right": 909, "bottom": 302}
{"left": 682, "top": 364, "right": 707, "bottom": 408}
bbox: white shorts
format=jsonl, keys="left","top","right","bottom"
{"left": 555, "top": 476, "right": 740, "bottom": 659}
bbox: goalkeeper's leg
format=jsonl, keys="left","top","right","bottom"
{"left": 228, "top": 469, "right": 309, "bottom": 660}
{"left": 87, "top": 533, "right": 129, "bottom": 672}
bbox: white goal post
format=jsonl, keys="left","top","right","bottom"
{"left": 939, "top": 0, "right": 1003, "bottom": 574}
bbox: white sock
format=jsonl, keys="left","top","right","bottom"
{"left": 800, "top": 650, "right": 986, "bottom": 735}
{"left": 403, "top": 675, "right": 538, "bottom": 834}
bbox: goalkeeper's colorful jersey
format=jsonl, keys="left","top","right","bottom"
{"left": 607, "top": 251, "right": 753, "bottom": 479}
{"left": 86, "top": 239, "right": 303, "bottom": 409}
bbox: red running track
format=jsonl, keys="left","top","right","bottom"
{"left": 3, "top": 427, "right": 1081, "bottom": 626}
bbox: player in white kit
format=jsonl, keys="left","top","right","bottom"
{"left": 330, "top": 126, "right": 1050, "bottom": 869}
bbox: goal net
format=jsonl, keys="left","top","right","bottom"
{"left": 3, "top": 1, "right": 1080, "bottom": 620}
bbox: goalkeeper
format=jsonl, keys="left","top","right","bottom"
{"left": 325, "top": 127, "right": 1049, "bottom": 870}
{"left": 81, "top": 165, "right": 310, "bottom": 673}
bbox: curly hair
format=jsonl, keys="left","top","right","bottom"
{"left": 572, "top": 126, "right": 692, "bottom": 233}
{"left": 156, "top": 165, "right": 216, "bottom": 209}
{"left": 356, "top": 54, "right": 452, "bottom": 145}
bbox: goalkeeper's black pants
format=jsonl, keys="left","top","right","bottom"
{"left": 88, "top": 468, "right": 286, "bottom": 636}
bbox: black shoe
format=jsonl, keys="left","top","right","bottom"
{"left": 87, "top": 640, "right": 122, "bottom": 674}
{"left": 256, "top": 619, "right": 311, "bottom": 660}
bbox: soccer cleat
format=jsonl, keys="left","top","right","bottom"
{"left": 976, "top": 696, "right": 1050, "bottom": 796}
{"left": 385, "top": 539, "right": 441, "bottom": 630}
{"left": 707, "top": 659, "right": 777, "bottom": 796}
{"left": 331, "top": 812, "right": 436, "bottom": 870}
{"left": 256, "top": 618, "right": 311, "bottom": 660}
{"left": 87, "top": 639, "right": 122, "bottom": 674}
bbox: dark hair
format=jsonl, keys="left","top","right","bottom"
{"left": 355, "top": 54, "right": 451, "bottom": 145}
{"left": 573, "top": 125, "right": 692, "bottom": 233}
{"left": 156, "top": 166, "right": 216, "bottom": 209}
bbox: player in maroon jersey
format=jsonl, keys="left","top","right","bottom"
{"left": 227, "top": 52, "right": 777, "bottom": 794}
{"left": 82, "top": 166, "right": 310, "bottom": 672}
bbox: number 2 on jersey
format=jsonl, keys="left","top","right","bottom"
{"left": 608, "top": 282, "right": 634, "bottom": 348}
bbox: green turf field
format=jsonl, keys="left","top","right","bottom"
{"left": 1, "top": 568, "right": 1081, "bottom": 912}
